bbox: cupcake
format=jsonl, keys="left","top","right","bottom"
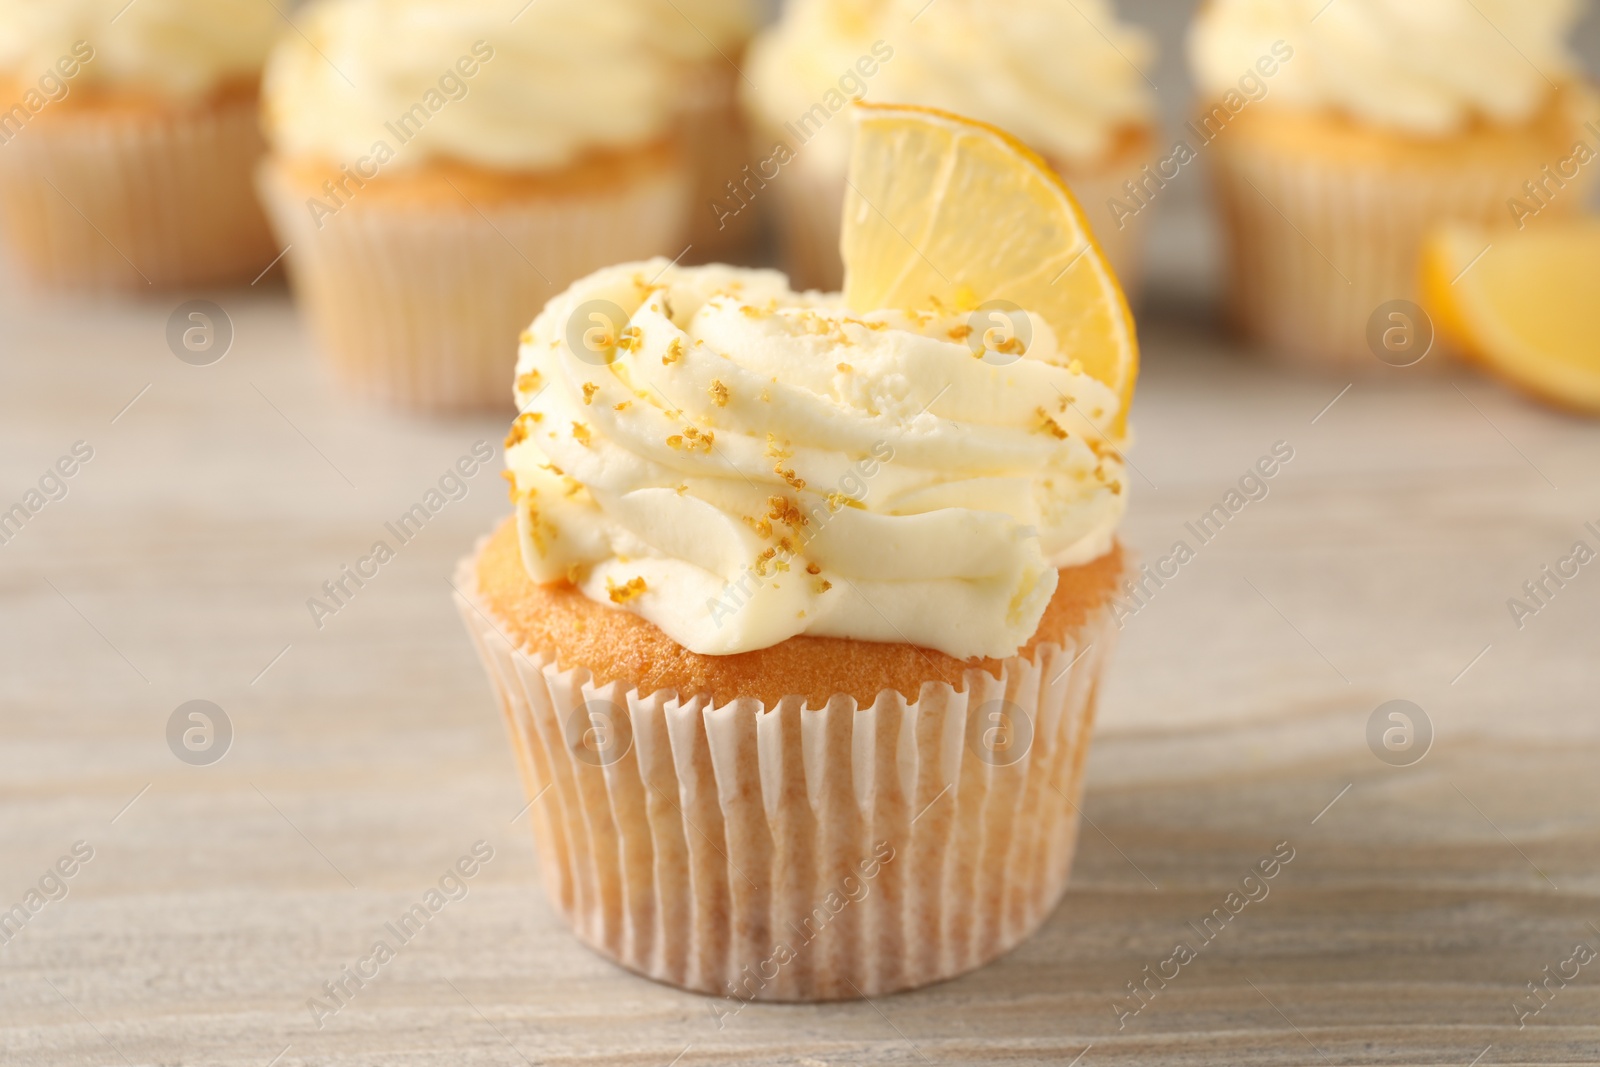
{"left": 260, "top": 0, "right": 752, "bottom": 414}
{"left": 1189, "top": 0, "right": 1600, "bottom": 370}
{"left": 456, "top": 105, "right": 1138, "bottom": 999}
{"left": 0, "top": 0, "right": 280, "bottom": 290}
{"left": 741, "top": 0, "right": 1159, "bottom": 293}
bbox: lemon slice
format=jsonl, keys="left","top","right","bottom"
{"left": 1422, "top": 220, "right": 1600, "bottom": 413}
{"left": 841, "top": 102, "right": 1137, "bottom": 429}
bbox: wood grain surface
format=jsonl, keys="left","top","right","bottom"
{"left": 2, "top": 247, "right": 1598, "bottom": 1066}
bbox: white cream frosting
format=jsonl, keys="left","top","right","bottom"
{"left": 504, "top": 261, "right": 1129, "bottom": 660}
{"left": 744, "top": 0, "right": 1155, "bottom": 175}
{"left": 264, "top": 0, "right": 755, "bottom": 171}
{"left": 0, "top": 0, "right": 278, "bottom": 98}
{"left": 1189, "top": 0, "right": 1584, "bottom": 135}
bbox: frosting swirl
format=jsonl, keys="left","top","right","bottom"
{"left": 264, "top": 0, "right": 755, "bottom": 171}
{"left": 0, "top": 0, "right": 278, "bottom": 98}
{"left": 744, "top": 0, "right": 1155, "bottom": 175}
{"left": 504, "top": 261, "right": 1128, "bottom": 659}
{"left": 1188, "top": 0, "right": 1584, "bottom": 135}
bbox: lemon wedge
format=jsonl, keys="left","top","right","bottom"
{"left": 1422, "top": 220, "right": 1600, "bottom": 413}
{"left": 841, "top": 102, "right": 1137, "bottom": 429}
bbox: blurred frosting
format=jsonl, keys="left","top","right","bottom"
{"left": 744, "top": 0, "right": 891, "bottom": 173}
{"left": 264, "top": 0, "right": 755, "bottom": 171}
{"left": 0, "top": 0, "right": 278, "bottom": 98}
{"left": 1189, "top": 0, "right": 1585, "bottom": 135}
{"left": 745, "top": 0, "right": 1156, "bottom": 174}
{"left": 503, "top": 260, "right": 1128, "bottom": 660}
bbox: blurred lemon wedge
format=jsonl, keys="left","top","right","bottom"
{"left": 1422, "top": 220, "right": 1600, "bottom": 413}
{"left": 841, "top": 103, "right": 1137, "bottom": 431}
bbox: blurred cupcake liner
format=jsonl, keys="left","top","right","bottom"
{"left": 454, "top": 550, "right": 1116, "bottom": 1001}
{"left": 1208, "top": 98, "right": 1600, "bottom": 371}
{"left": 0, "top": 88, "right": 276, "bottom": 291}
{"left": 258, "top": 149, "right": 690, "bottom": 413}
{"left": 763, "top": 125, "right": 1156, "bottom": 297}
{"left": 682, "top": 57, "right": 762, "bottom": 264}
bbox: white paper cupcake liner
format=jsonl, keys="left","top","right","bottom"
{"left": 1208, "top": 121, "right": 1600, "bottom": 371}
{"left": 0, "top": 91, "right": 275, "bottom": 291}
{"left": 258, "top": 155, "right": 690, "bottom": 414}
{"left": 454, "top": 552, "right": 1116, "bottom": 1001}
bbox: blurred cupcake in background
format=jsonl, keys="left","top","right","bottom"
{"left": 737, "top": 0, "right": 888, "bottom": 290}
{"left": 1190, "top": 0, "right": 1599, "bottom": 371}
{"left": 742, "top": 0, "right": 1158, "bottom": 293}
{"left": 261, "top": 0, "right": 753, "bottom": 414}
{"left": 672, "top": 0, "right": 761, "bottom": 263}
{"left": 0, "top": 0, "right": 280, "bottom": 290}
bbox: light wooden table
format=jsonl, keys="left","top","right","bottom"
{"left": 2, "top": 253, "right": 1598, "bottom": 1067}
